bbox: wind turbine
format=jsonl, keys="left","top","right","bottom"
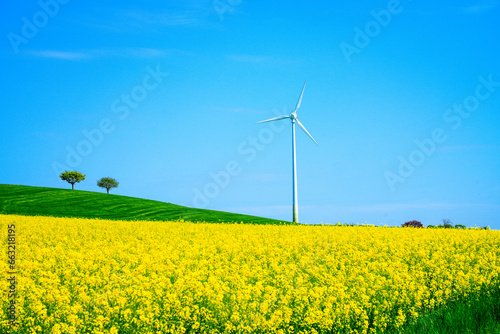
{"left": 257, "top": 81, "right": 317, "bottom": 224}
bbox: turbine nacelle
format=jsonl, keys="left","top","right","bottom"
{"left": 256, "top": 81, "right": 317, "bottom": 145}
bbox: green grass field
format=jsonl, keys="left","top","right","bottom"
{"left": 0, "top": 184, "right": 290, "bottom": 224}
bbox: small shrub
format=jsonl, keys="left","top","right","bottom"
{"left": 455, "top": 224, "right": 466, "bottom": 229}
{"left": 402, "top": 220, "right": 423, "bottom": 228}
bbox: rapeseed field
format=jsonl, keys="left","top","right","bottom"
{"left": 1, "top": 214, "right": 499, "bottom": 333}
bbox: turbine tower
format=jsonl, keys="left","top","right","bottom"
{"left": 258, "top": 81, "right": 317, "bottom": 224}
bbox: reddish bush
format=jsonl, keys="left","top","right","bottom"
{"left": 402, "top": 220, "right": 423, "bottom": 228}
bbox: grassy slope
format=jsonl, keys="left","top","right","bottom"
{"left": 0, "top": 184, "right": 290, "bottom": 224}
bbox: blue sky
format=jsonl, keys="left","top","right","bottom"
{"left": 1, "top": 0, "right": 499, "bottom": 228}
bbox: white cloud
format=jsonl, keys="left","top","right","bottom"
{"left": 227, "top": 55, "right": 268, "bottom": 63}
{"left": 227, "top": 54, "right": 299, "bottom": 66}
{"left": 210, "top": 106, "right": 264, "bottom": 114}
{"left": 29, "top": 50, "right": 92, "bottom": 60}
{"left": 436, "top": 145, "right": 500, "bottom": 152}
{"left": 458, "top": 1, "right": 498, "bottom": 14}
{"left": 120, "top": 10, "right": 201, "bottom": 27}
{"left": 115, "top": 47, "right": 177, "bottom": 58}
{"left": 28, "top": 47, "right": 180, "bottom": 60}
{"left": 301, "top": 202, "right": 500, "bottom": 213}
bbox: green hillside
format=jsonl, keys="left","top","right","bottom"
{"left": 0, "top": 184, "right": 290, "bottom": 224}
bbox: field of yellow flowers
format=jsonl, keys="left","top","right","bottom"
{"left": 1, "top": 214, "right": 499, "bottom": 333}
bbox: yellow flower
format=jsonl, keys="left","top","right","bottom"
{"left": 1, "top": 214, "right": 499, "bottom": 333}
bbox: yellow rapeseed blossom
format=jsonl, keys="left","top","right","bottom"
{"left": 1, "top": 214, "right": 499, "bottom": 333}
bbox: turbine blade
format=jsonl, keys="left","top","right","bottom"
{"left": 296, "top": 119, "right": 318, "bottom": 145}
{"left": 257, "top": 115, "right": 289, "bottom": 123}
{"left": 293, "top": 80, "right": 307, "bottom": 113}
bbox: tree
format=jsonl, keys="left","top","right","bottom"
{"left": 442, "top": 219, "right": 453, "bottom": 228}
{"left": 59, "top": 171, "right": 86, "bottom": 190}
{"left": 97, "top": 177, "right": 119, "bottom": 194}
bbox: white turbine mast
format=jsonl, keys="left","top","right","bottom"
{"left": 257, "top": 81, "right": 317, "bottom": 224}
